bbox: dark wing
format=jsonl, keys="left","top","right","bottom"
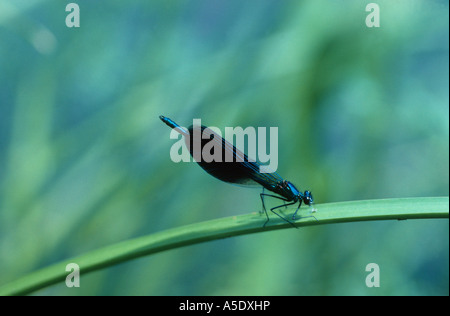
{"left": 186, "top": 125, "right": 284, "bottom": 189}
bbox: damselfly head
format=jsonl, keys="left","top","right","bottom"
{"left": 302, "top": 190, "right": 313, "bottom": 205}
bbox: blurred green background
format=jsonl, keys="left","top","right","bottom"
{"left": 0, "top": 0, "right": 448, "bottom": 296}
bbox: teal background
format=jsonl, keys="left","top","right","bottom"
{"left": 0, "top": 0, "right": 448, "bottom": 295}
